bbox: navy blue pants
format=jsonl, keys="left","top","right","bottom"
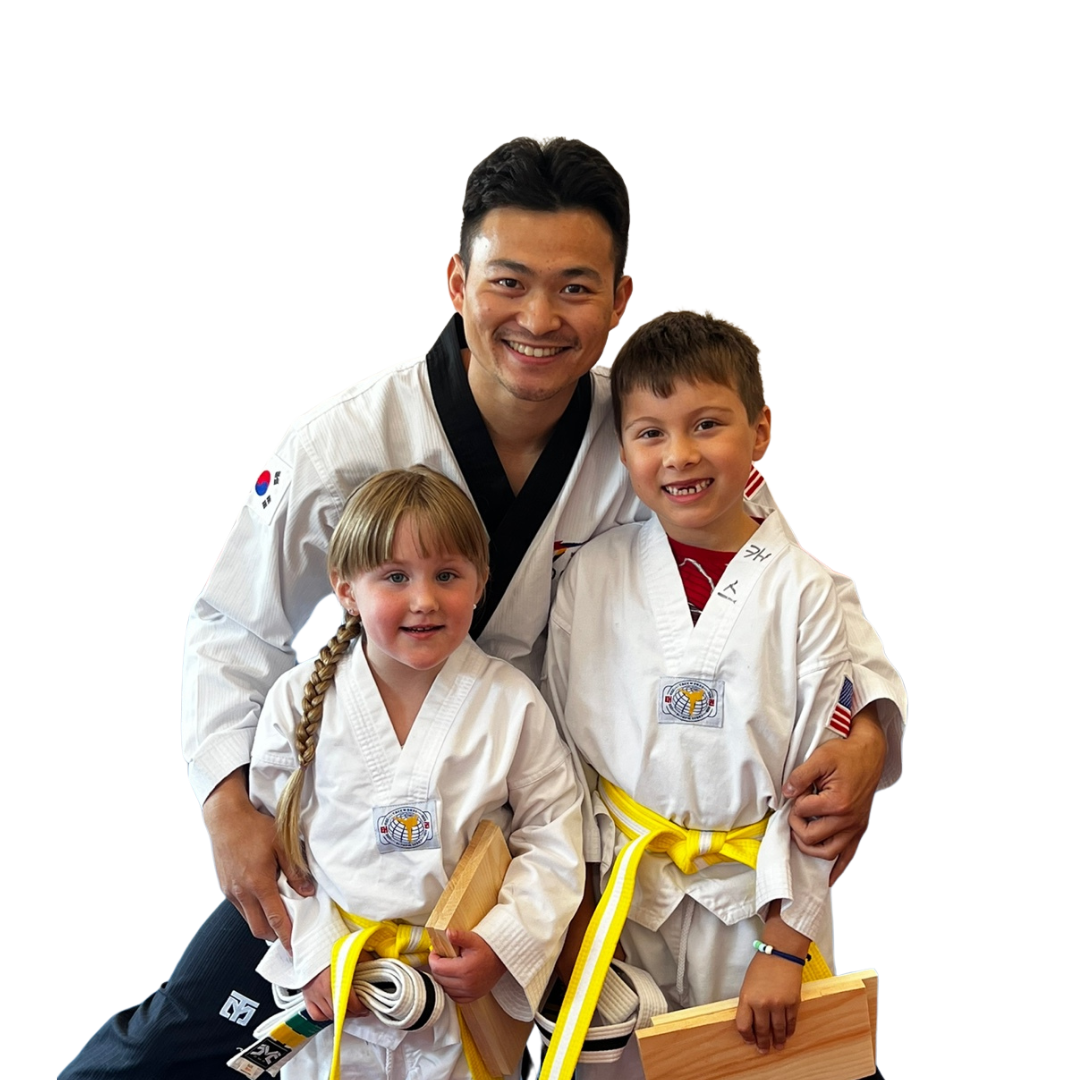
{"left": 60, "top": 901, "right": 275, "bottom": 1079}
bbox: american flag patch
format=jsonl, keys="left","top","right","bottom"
{"left": 744, "top": 467, "right": 765, "bottom": 498}
{"left": 829, "top": 677, "right": 854, "bottom": 736}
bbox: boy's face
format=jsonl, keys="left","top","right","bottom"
{"left": 619, "top": 378, "right": 771, "bottom": 550}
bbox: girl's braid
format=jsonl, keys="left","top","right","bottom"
{"left": 275, "top": 614, "right": 363, "bottom": 875}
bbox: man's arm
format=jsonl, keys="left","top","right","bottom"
{"left": 783, "top": 704, "right": 886, "bottom": 884}
{"left": 747, "top": 482, "right": 905, "bottom": 881}
{"left": 781, "top": 562, "right": 905, "bottom": 882}
{"left": 183, "top": 436, "right": 343, "bottom": 939}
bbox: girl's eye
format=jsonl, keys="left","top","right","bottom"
{"left": 387, "top": 572, "right": 407, "bottom": 584}
{"left": 436, "top": 570, "right": 457, "bottom": 583}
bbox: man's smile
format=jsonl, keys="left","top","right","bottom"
{"left": 502, "top": 339, "right": 572, "bottom": 358}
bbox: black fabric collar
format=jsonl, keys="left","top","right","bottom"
{"left": 426, "top": 314, "right": 592, "bottom": 637}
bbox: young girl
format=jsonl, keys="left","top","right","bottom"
{"left": 242, "top": 466, "right": 584, "bottom": 1079}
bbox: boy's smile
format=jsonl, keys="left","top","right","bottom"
{"left": 619, "top": 379, "right": 771, "bottom": 551}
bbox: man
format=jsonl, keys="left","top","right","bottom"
{"left": 62, "top": 136, "right": 903, "bottom": 1079}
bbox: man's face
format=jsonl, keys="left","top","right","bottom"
{"left": 448, "top": 207, "right": 632, "bottom": 408}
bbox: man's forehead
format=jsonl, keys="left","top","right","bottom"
{"left": 467, "top": 206, "right": 617, "bottom": 275}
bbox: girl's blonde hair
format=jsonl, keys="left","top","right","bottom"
{"left": 275, "top": 466, "right": 489, "bottom": 874}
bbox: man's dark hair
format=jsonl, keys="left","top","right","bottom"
{"left": 459, "top": 137, "right": 630, "bottom": 283}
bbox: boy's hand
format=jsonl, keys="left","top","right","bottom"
{"left": 428, "top": 929, "right": 506, "bottom": 1004}
{"left": 783, "top": 705, "right": 886, "bottom": 883}
{"left": 301, "top": 966, "right": 369, "bottom": 1022}
{"left": 736, "top": 952, "right": 803, "bottom": 1053}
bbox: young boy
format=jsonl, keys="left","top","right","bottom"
{"left": 541, "top": 311, "right": 864, "bottom": 1079}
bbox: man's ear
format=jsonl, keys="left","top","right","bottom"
{"left": 610, "top": 275, "right": 633, "bottom": 328}
{"left": 447, "top": 254, "right": 467, "bottom": 313}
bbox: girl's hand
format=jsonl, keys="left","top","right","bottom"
{"left": 735, "top": 951, "right": 803, "bottom": 1053}
{"left": 428, "top": 929, "right": 507, "bottom": 1004}
{"left": 302, "top": 966, "right": 369, "bottom": 1022}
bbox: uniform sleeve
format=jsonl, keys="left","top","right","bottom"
{"left": 748, "top": 479, "right": 906, "bottom": 789}
{"left": 182, "top": 428, "right": 343, "bottom": 803}
{"left": 753, "top": 572, "right": 851, "bottom": 943}
{"left": 473, "top": 690, "right": 585, "bottom": 1021}
{"left": 541, "top": 560, "right": 605, "bottom": 867}
{"left": 249, "top": 670, "right": 350, "bottom": 988}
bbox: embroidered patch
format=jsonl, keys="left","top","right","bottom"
{"left": 659, "top": 678, "right": 724, "bottom": 728}
{"left": 231, "top": 1036, "right": 290, "bottom": 1076}
{"left": 219, "top": 989, "right": 260, "bottom": 1026}
{"left": 246, "top": 453, "right": 292, "bottom": 524}
{"left": 740, "top": 540, "right": 773, "bottom": 563}
{"left": 373, "top": 799, "right": 440, "bottom": 852}
{"left": 829, "top": 676, "right": 855, "bottom": 737}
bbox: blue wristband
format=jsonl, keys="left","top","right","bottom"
{"left": 752, "top": 939, "right": 809, "bottom": 966}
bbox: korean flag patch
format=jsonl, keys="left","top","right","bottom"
{"left": 247, "top": 454, "right": 292, "bottom": 524}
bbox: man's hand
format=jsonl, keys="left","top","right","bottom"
{"left": 428, "top": 929, "right": 506, "bottom": 1004}
{"left": 202, "top": 769, "right": 314, "bottom": 948}
{"left": 782, "top": 705, "right": 886, "bottom": 884}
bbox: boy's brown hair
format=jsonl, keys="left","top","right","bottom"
{"left": 610, "top": 310, "right": 765, "bottom": 436}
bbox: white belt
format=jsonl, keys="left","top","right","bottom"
{"left": 226, "top": 959, "right": 445, "bottom": 1078}
{"left": 535, "top": 961, "right": 666, "bottom": 1066}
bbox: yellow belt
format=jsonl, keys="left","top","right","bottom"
{"left": 538, "top": 778, "right": 831, "bottom": 1080}
{"left": 329, "top": 911, "right": 496, "bottom": 1080}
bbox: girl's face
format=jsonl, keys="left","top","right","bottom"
{"left": 330, "top": 516, "right": 485, "bottom": 684}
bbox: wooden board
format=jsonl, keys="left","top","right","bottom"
{"left": 637, "top": 970, "right": 878, "bottom": 1080}
{"left": 426, "top": 819, "right": 533, "bottom": 1077}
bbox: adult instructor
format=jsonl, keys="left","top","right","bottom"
{"left": 62, "top": 137, "right": 904, "bottom": 1079}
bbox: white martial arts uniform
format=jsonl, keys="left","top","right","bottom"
{"left": 543, "top": 508, "right": 861, "bottom": 1035}
{"left": 182, "top": 320, "right": 905, "bottom": 812}
{"left": 249, "top": 636, "right": 585, "bottom": 1080}
{"left": 183, "top": 316, "right": 639, "bottom": 804}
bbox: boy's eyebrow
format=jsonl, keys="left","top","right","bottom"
{"left": 623, "top": 402, "right": 741, "bottom": 425}
{"left": 489, "top": 259, "right": 603, "bottom": 284}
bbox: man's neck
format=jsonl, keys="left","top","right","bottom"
{"left": 464, "top": 349, "right": 579, "bottom": 495}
